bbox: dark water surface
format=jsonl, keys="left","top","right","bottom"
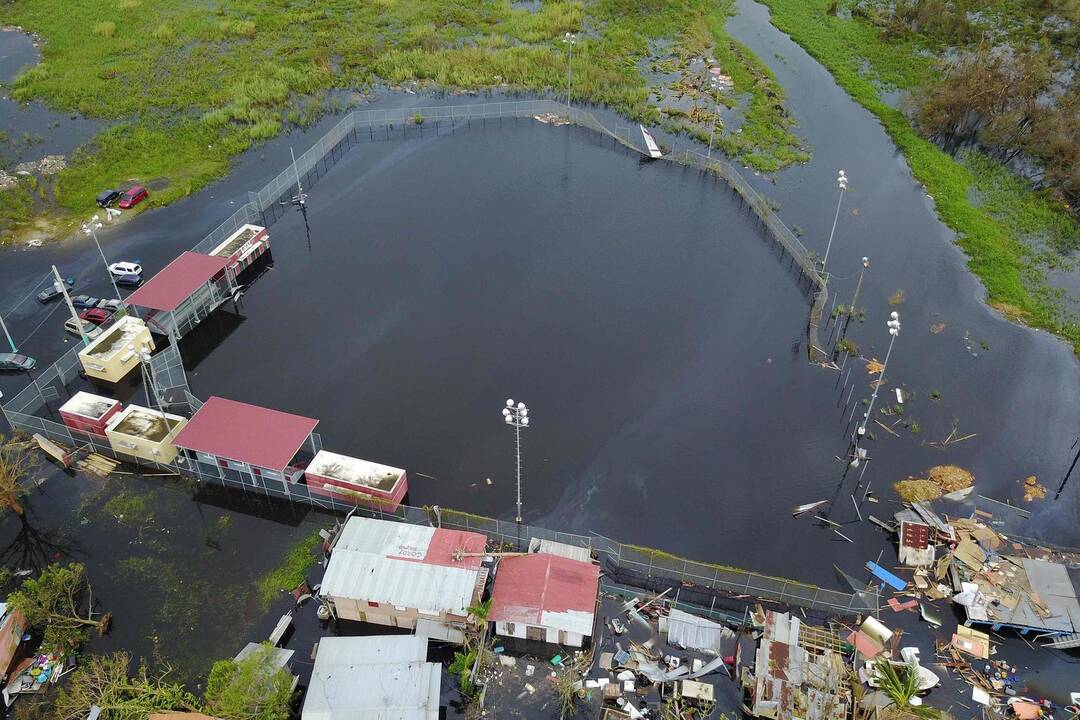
{"left": 0, "top": 29, "right": 100, "bottom": 167}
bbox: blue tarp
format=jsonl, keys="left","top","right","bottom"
{"left": 866, "top": 561, "right": 907, "bottom": 591}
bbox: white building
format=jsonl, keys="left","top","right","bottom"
{"left": 320, "top": 516, "right": 488, "bottom": 633}
{"left": 302, "top": 636, "right": 440, "bottom": 720}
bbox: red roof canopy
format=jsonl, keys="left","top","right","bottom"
{"left": 125, "top": 252, "right": 230, "bottom": 312}
{"left": 173, "top": 396, "right": 319, "bottom": 471}
{"left": 488, "top": 553, "right": 599, "bottom": 626}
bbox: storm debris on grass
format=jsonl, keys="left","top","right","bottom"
{"left": 894, "top": 465, "right": 974, "bottom": 502}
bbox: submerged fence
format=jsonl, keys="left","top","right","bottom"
{"left": 189, "top": 98, "right": 828, "bottom": 359}
{"left": 1, "top": 98, "right": 855, "bottom": 616}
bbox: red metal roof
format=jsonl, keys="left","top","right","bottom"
{"left": 125, "top": 252, "right": 229, "bottom": 312}
{"left": 488, "top": 553, "right": 599, "bottom": 626}
{"left": 173, "top": 396, "right": 318, "bottom": 471}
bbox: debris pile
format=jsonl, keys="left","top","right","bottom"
{"left": 893, "top": 465, "right": 974, "bottom": 502}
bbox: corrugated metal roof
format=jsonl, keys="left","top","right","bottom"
{"left": 233, "top": 642, "right": 294, "bottom": 670}
{"left": 303, "top": 636, "right": 439, "bottom": 720}
{"left": 321, "top": 517, "right": 486, "bottom": 615}
{"left": 489, "top": 553, "right": 599, "bottom": 636}
{"left": 664, "top": 608, "right": 733, "bottom": 654}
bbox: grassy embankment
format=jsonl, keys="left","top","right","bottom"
{"left": 756, "top": 0, "right": 1080, "bottom": 353}
{"left": 0, "top": 0, "right": 805, "bottom": 243}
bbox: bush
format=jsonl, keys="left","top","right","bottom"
{"left": 152, "top": 24, "right": 173, "bottom": 42}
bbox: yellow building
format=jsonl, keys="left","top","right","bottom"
{"left": 78, "top": 316, "right": 155, "bottom": 383}
{"left": 105, "top": 404, "right": 187, "bottom": 464}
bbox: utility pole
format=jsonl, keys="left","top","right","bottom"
{"left": 83, "top": 216, "right": 123, "bottom": 303}
{"left": 563, "top": 33, "right": 577, "bottom": 110}
{"left": 706, "top": 71, "right": 722, "bottom": 161}
{"left": 53, "top": 265, "right": 89, "bottom": 347}
{"left": 822, "top": 170, "right": 848, "bottom": 279}
{"left": 847, "top": 257, "right": 869, "bottom": 323}
{"left": 1055, "top": 437, "right": 1080, "bottom": 500}
{"left": 856, "top": 311, "right": 900, "bottom": 445}
{"left": 0, "top": 312, "right": 15, "bottom": 353}
{"left": 289, "top": 147, "right": 308, "bottom": 213}
{"left": 501, "top": 398, "right": 530, "bottom": 523}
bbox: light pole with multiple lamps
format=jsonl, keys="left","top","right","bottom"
{"left": 501, "top": 398, "right": 530, "bottom": 523}
{"left": 821, "top": 169, "right": 848, "bottom": 278}
{"left": 857, "top": 311, "right": 900, "bottom": 443}
{"left": 83, "top": 216, "right": 123, "bottom": 302}
{"left": 563, "top": 33, "right": 577, "bottom": 110}
{"left": 706, "top": 70, "right": 723, "bottom": 161}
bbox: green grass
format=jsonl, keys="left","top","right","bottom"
{"left": 757, "top": 0, "right": 1080, "bottom": 353}
{"left": 0, "top": 0, "right": 807, "bottom": 238}
{"left": 253, "top": 529, "right": 322, "bottom": 609}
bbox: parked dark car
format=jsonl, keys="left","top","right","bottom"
{"left": 78, "top": 308, "right": 113, "bottom": 326}
{"left": 96, "top": 189, "right": 121, "bottom": 208}
{"left": 36, "top": 277, "right": 75, "bottom": 303}
{"left": 115, "top": 273, "right": 142, "bottom": 288}
{"left": 71, "top": 295, "right": 102, "bottom": 309}
{"left": 117, "top": 185, "right": 148, "bottom": 209}
{"left": 0, "top": 353, "right": 36, "bottom": 372}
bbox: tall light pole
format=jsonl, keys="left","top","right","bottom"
{"left": 0, "top": 312, "right": 15, "bottom": 353}
{"left": 857, "top": 311, "right": 900, "bottom": 441}
{"left": 83, "top": 216, "right": 122, "bottom": 302}
{"left": 706, "top": 69, "right": 723, "bottom": 161}
{"left": 53, "top": 264, "right": 89, "bottom": 347}
{"left": 822, "top": 169, "right": 848, "bottom": 278}
{"left": 501, "top": 398, "right": 530, "bottom": 523}
{"left": 563, "top": 33, "right": 577, "bottom": 110}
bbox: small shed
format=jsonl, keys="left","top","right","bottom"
{"left": 0, "top": 604, "right": 27, "bottom": 680}
{"left": 489, "top": 552, "right": 600, "bottom": 648}
{"left": 209, "top": 224, "right": 271, "bottom": 278}
{"left": 174, "top": 396, "right": 320, "bottom": 493}
{"left": 124, "top": 252, "right": 232, "bottom": 338}
{"left": 59, "top": 391, "right": 122, "bottom": 436}
{"left": 320, "top": 516, "right": 487, "bottom": 632}
{"left": 77, "top": 316, "right": 154, "bottom": 383}
{"left": 305, "top": 450, "right": 408, "bottom": 511}
{"left": 104, "top": 404, "right": 187, "bottom": 464}
{"left": 302, "top": 636, "right": 439, "bottom": 720}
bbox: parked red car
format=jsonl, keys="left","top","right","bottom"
{"left": 117, "top": 185, "right": 148, "bottom": 209}
{"left": 78, "top": 307, "right": 114, "bottom": 326}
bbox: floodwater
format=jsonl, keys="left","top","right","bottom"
{"left": 0, "top": 15, "right": 1078, "bottom": 699}
{"left": 0, "top": 29, "right": 100, "bottom": 167}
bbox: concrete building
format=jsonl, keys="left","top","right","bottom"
{"left": 320, "top": 516, "right": 487, "bottom": 633}
{"left": 302, "top": 636, "right": 439, "bottom": 720}
{"left": 59, "top": 392, "right": 121, "bottom": 437}
{"left": 488, "top": 552, "right": 600, "bottom": 648}
{"left": 304, "top": 450, "right": 408, "bottom": 511}
{"left": 209, "top": 224, "right": 271, "bottom": 279}
{"left": 77, "top": 316, "right": 154, "bottom": 383}
{"left": 104, "top": 404, "right": 187, "bottom": 464}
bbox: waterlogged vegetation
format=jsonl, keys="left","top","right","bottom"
{"left": 756, "top": 0, "right": 1080, "bottom": 352}
{"left": 0, "top": 0, "right": 806, "bottom": 240}
{"left": 254, "top": 528, "right": 322, "bottom": 608}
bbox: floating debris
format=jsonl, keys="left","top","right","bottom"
{"left": 930, "top": 322, "right": 946, "bottom": 334}
{"left": 894, "top": 465, "right": 975, "bottom": 502}
{"left": 533, "top": 112, "right": 572, "bottom": 126}
{"left": 1021, "top": 476, "right": 1047, "bottom": 501}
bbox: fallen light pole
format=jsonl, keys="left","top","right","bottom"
{"left": 501, "top": 398, "right": 530, "bottom": 523}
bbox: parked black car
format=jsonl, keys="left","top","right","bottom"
{"left": 115, "top": 273, "right": 142, "bottom": 288}
{"left": 36, "top": 276, "right": 75, "bottom": 303}
{"left": 96, "top": 188, "right": 121, "bottom": 208}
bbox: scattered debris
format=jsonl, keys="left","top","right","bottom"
{"left": 894, "top": 464, "right": 974, "bottom": 502}
{"left": 930, "top": 322, "right": 946, "bottom": 334}
{"left": 533, "top": 112, "right": 572, "bottom": 126}
{"left": 1021, "top": 476, "right": 1046, "bottom": 501}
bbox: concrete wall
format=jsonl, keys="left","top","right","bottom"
{"left": 494, "top": 621, "right": 584, "bottom": 648}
